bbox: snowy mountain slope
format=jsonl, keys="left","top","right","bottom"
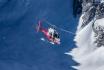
{"left": 69, "top": 0, "right": 104, "bottom": 70}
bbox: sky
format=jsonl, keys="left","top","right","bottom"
{"left": 0, "top": 0, "right": 78, "bottom": 70}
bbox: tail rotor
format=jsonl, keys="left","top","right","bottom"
{"left": 36, "top": 20, "right": 41, "bottom": 32}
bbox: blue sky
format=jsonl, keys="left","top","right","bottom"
{"left": 0, "top": 0, "right": 78, "bottom": 70}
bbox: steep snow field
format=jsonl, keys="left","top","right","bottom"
{"left": 69, "top": 12, "right": 104, "bottom": 70}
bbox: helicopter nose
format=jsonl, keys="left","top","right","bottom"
{"left": 56, "top": 39, "right": 61, "bottom": 44}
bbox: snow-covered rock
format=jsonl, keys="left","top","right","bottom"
{"left": 70, "top": 0, "right": 104, "bottom": 70}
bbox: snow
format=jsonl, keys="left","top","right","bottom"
{"left": 68, "top": 13, "right": 104, "bottom": 70}
{"left": 94, "top": 18, "right": 104, "bottom": 26}
{"left": 101, "top": 0, "right": 104, "bottom": 3}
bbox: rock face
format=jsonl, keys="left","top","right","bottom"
{"left": 77, "top": 0, "right": 104, "bottom": 47}
{"left": 73, "top": 0, "right": 104, "bottom": 47}
{"left": 70, "top": 0, "right": 104, "bottom": 70}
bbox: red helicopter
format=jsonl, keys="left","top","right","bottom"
{"left": 36, "top": 20, "right": 60, "bottom": 45}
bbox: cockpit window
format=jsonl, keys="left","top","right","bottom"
{"left": 54, "top": 33, "right": 59, "bottom": 38}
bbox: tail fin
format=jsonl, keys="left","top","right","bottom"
{"left": 36, "top": 20, "right": 41, "bottom": 32}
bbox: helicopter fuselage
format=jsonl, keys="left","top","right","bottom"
{"left": 40, "top": 28, "right": 60, "bottom": 44}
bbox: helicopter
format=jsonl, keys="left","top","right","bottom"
{"left": 36, "top": 20, "right": 60, "bottom": 44}
{"left": 36, "top": 19, "right": 75, "bottom": 45}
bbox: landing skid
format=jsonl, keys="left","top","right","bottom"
{"left": 40, "top": 38, "right": 55, "bottom": 45}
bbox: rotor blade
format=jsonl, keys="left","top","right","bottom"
{"left": 41, "top": 19, "right": 57, "bottom": 29}
{"left": 43, "top": 19, "right": 75, "bottom": 35}
{"left": 36, "top": 20, "right": 41, "bottom": 32}
{"left": 57, "top": 28, "right": 75, "bottom": 35}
